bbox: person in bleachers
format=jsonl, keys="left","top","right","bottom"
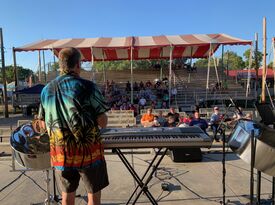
{"left": 209, "top": 106, "right": 222, "bottom": 142}
{"left": 189, "top": 110, "right": 208, "bottom": 133}
{"left": 139, "top": 81, "right": 144, "bottom": 90}
{"left": 133, "top": 81, "right": 139, "bottom": 91}
{"left": 167, "top": 107, "right": 180, "bottom": 123}
{"left": 138, "top": 96, "right": 146, "bottom": 109}
{"left": 129, "top": 104, "right": 138, "bottom": 117}
{"left": 171, "top": 87, "right": 177, "bottom": 103}
{"left": 126, "top": 81, "right": 131, "bottom": 92}
{"left": 162, "top": 101, "right": 168, "bottom": 109}
{"left": 146, "top": 80, "right": 152, "bottom": 88}
{"left": 141, "top": 107, "right": 155, "bottom": 127}
{"left": 162, "top": 90, "right": 169, "bottom": 105}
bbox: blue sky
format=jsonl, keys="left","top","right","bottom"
{"left": 1, "top": 0, "right": 275, "bottom": 71}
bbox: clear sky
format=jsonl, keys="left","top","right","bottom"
{"left": 1, "top": 0, "right": 275, "bottom": 71}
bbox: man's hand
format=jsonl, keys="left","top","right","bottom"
{"left": 97, "top": 113, "right": 108, "bottom": 128}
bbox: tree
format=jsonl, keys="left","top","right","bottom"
{"left": 0, "top": 65, "right": 33, "bottom": 83}
{"left": 268, "top": 61, "right": 274, "bottom": 68}
{"left": 243, "top": 49, "right": 263, "bottom": 68}
{"left": 51, "top": 62, "right": 59, "bottom": 71}
{"left": 224, "top": 51, "right": 245, "bottom": 70}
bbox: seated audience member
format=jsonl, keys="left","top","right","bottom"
{"left": 126, "top": 81, "right": 131, "bottom": 92}
{"left": 179, "top": 114, "right": 192, "bottom": 127}
{"left": 138, "top": 96, "right": 147, "bottom": 109}
{"left": 141, "top": 108, "right": 155, "bottom": 127}
{"left": 133, "top": 81, "right": 139, "bottom": 91}
{"left": 171, "top": 87, "right": 177, "bottom": 101}
{"left": 152, "top": 116, "right": 161, "bottom": 127}
{"left": 167, "top": 107, "right": 180, "bottom": 123}
{"left": 157, "top": 110, "right": 167, "bottom": 126}
{"left": 139, "top": 81, "right": 144, "bottom": 90}
{"left": 129, "top": 104, "right": 138, "bottom": 117}
{"left": 209, "top": 106, "right": 222, "bottom": 141}
{"left": 162, "top": 101, "right": 168, "bottom": 109}
{"left": 164, "top": 115, "right": 177, "bottom": 127}
{"left": 189, "top": 110, "right": 208, "bottom": 133}
{"left": 146, "top": 80, "right": 152, "bottom": 88}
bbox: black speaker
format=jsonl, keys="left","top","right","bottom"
{"left": 170, "top": 148, "right": 202, "bottom": 162}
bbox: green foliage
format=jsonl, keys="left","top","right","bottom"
{"left": 0, "top": 65, "right": 33, "bottom": 83}
{"left": 268, "top": 61, "right": 274, "bottom": 68}
{"left": 224, "top": 51, "right": 245, "bottom": 70}
{"left": 243, "top": 49, "right": 262, "bottom": 68}
{"left": 51, "top": 62, "right": 59, "bottom": 71}
{"left": 93, "top": 59, "right": 173, "bottom": 71}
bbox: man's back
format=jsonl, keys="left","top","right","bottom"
{"left": 40, "top": 74, "right": 109, "bottom": 169}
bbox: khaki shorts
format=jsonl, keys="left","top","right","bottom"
{"left": 56, "top": 160, "right": 109, "bottom": 193}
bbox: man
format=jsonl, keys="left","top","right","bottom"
{"left": 141, "top": 107, "right": 154, "bottom": 127}
{"left": 189, "top": 110, "right": 208, "bottom": 133}
{"left": 209, "top": 106, "right": 222, "bottom": 141}
{"left": 38, "top": 48, "right": 109, "bottom": 205}
{"left": 167, "top": 107, "right": 180, "bottom": 123}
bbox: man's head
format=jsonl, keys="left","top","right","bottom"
{"left": 58, "top": 48, "right": 81, "bottom": 75}
{"left": 214, "top": 106, "right": 219, "bottom": 113}
{"left": 170, "top": 107, "right": 175, "bottom": 113}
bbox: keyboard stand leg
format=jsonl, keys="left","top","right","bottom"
{"left": 114, "top": 148, "right": 168, "bottom": 205}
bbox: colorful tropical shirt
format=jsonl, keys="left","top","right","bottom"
{"left": 38, "top": 74, "right": 109, "bottom": 171}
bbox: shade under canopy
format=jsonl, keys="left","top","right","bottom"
{"left": 14, "top": 33, "right": 252, "bottom": 61}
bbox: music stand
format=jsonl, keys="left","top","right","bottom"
{"left": 255, "top": 103, "right": 275, "bottom": 126}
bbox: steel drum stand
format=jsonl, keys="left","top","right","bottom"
{"left": 44, "top": 169, "right": 56, "bottom": 205}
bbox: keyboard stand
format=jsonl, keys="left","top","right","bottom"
{"left": 112, "top": 147, "right": 168, "bottom": 205}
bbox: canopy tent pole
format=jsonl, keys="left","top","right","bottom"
{"left": 221, "top": 45, "right": 225, "bottom": 82}
{"left": 130, "top": 46, "right": 133, "bottom": 104}
{"left": 38, "top": 51, "right": 42, "bottom": 82}
{"left": 254, "top": 33, "right": 259, "bottom": 91}
{"left": 190, "top": 46, "right": 193, "bottom": 66}
{"left": 211, "top": 45, "right": 220, "bottom": 84}
{"left": 261, "top": 17, "right": 267, "bottom": 103}
{"left": 51, "top": 48, "right": 58, "bottom": 78}
{"left": 42, "top": 50, "right": 46, "bottom": 83}
{"left": 102, "top": 51, "right": 106, "bottom": 83}
{"left": 206, "top": 43, "right": 212, "bottom": 90}
{"left": 245, "top": 44, "right": 253, "bottom": 108}
{"left": 90, "top": 47, "right": 95, "bottom": 82}
{"left": 168, "top": 45, "right": 173, "bottom": 107}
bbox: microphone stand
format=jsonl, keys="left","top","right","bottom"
{"left": 216, "top": 103, "right": 234, "bottom": 205}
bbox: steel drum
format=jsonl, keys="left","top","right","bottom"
{"left": 228, "top": 119, "right": 275, "bottom": 176}
{"left": 10, "top": 120, "right": 51, "bottom": 170}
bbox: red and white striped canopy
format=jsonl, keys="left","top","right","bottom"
{"left": 14, "top": 33, "right": 252, "bottom": 61}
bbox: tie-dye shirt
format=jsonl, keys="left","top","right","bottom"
{"left": 38, "top": 74, "right": 109, "bottom": 171}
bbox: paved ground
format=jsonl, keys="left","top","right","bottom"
{"left": 1, "top": 114, "right": 274, "bottom": 205}
{"left": 0, "top": 148, "right": 274, "bottom": 205}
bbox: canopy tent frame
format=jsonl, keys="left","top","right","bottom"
{"left": 13, "top": 33, "right": 252, "bottom": 106}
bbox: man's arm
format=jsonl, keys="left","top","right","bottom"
{"left": 97, "top": 113, "right": 108, "bottom": 128}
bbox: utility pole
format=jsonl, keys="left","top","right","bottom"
{"left": 261, "top": 17, "right": 267, "bottom": 103}
{"left": 0, "top": 28, "right": 9, "bottom": 118}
